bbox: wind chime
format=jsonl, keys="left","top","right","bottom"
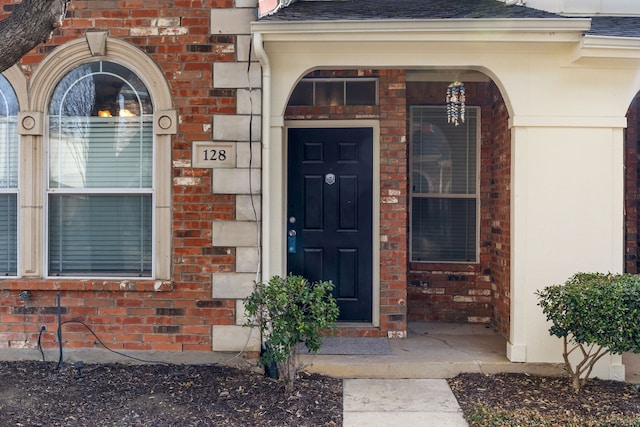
{"left": 446, "top": 81, "right": 466, "bottom": 126}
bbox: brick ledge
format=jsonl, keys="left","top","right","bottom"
{"left": 0, "top": 280, "right": 174, "bottom": 292}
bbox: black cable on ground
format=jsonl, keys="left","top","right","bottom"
{"left": 47, "top": 309, "right": 250, "bottom": 369}
{"left": 52, "top": 291, "right": 171, "bottom": 368}
{"left": 59, "top": 320, "right": 172, "bottom": 365}
{"left": 56, "top": 293, "right": 63, "bottom": 370}
{"left": 37, "top": 326, "right": 46, "bottom": 362}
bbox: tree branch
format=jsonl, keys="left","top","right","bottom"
{"left": 0, "top": 0, "right": 70, "bottom": 73}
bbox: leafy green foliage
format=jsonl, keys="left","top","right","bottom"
{"left": 243, "top": 275, "right": 339, "bottom": 391}
{"left": 537, "top": 273, "right": 640, "bottom": 391}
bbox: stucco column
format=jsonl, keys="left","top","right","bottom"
{"left": 263, "top": 117, "right": 286, "bottom": 279}
{"left": 507, "top": 125, "right": 529, "bottom": 363}
{"left": 508, "top": 119, "right": 625, "bottom": 377}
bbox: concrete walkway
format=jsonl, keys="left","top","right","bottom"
{"left": 306, "top": 322, "right": 640, "bottom": 427}
{"left": 343, "top": 378, "right": 468, "bottom": 426}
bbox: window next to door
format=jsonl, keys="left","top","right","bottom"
{"left": 410, "top": 105, "right": 479, "bottom": 263}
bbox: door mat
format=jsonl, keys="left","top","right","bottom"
{"left": 298, "top": 337, "right": 391, "bottom": 355}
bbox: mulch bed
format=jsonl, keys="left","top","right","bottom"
{"left": 449, "top": 372, "right": 640, "bottom": 425}
{"left": 0, "top": 361, "right": 342, "bottom": 426}
{"left": 4, "top": 360, "right": 640, "bottom": 426}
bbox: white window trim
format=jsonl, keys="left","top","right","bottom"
{"left": 3, "top": 65, "right": 31, "bottom": 277}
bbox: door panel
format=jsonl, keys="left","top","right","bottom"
{"left": 287, "top": 127, "right": 373, "bottom": 322}
{"left": 338, "top": 176, "right": 358, "bottom": 229}
{"left": 303, "top": 176, "right": 323, "bottom": 229}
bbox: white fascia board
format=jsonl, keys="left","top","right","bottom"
{"left": 582, "top": 35, "right": 640, "bottom": 50}
{"left": 252, "top": 18, "right": 591, "bottom": 43}
{"left": 574, "top": 35, "right": 640, "bottom": 61}
{"left": 582, "top": 35, "right": 640, "bottom": 51}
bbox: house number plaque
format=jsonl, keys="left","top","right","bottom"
{"left": 192, "top": 141, "right": 236, "bottom": 168}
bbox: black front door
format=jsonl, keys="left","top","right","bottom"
{"left": 287, "top": 127, "right": 373, "bottom": 322}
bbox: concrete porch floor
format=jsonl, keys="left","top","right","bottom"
{"left": 300, "top": 322, "right": 640, "bottom": 382}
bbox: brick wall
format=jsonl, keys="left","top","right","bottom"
{"left": 406, "top": 81, "right": 511, "bottom": 334}
{"left": 626, "top": 95, "right": 640, "bottom": 274}
{"left": 378, "top": 70, "right": 409, "bottom": 338}
{"left": 487, "top": 85, "right": 511, "bottom": 336}
{"left": 1, "top": 284, "right": 234, "bottom": 352}
{"left": 285, "top": 69, "right": 409, "bottom": 338}
{"left": 285, "top": 73, "right": 513, "bottom": 336}
{"left": 0, "top": 0, "right": 244, "bottom": 352}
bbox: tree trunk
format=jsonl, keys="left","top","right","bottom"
{"left": 0, "top": 0, "right": 70, "bottom": 73}
{"left": 572, "top": 374, "right": 582, "bottom": 392}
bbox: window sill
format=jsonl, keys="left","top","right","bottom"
{"left": 0, "top": 279, "right": 173, "bottom": 292}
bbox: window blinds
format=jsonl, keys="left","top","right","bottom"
{"left": 0, "top": 116, "right": 18, "bottom": 275}
{"left": 48, "top": 117, "right": 153, "bottom": 276}
{"left": 410, "top": 106, "right": 479, "bottom": 262}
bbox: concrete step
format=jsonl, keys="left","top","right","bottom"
{"left": 300, "top": 322, "right": 566, "bottom": 379}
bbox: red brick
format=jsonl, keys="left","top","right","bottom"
{"left": 153, "top": 343, "right": 184, "bottom": 351}
{"left": 123, "top": 342, "right": 153, "bottom": 351}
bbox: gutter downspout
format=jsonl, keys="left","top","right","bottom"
{"left": 253, "top": 32, "right": 271, "bottom": 282}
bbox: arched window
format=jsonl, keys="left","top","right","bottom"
{"left": 47, "top": 61, "right": 154, "bottom": 277}
{"left": 0, "top": 75, "right": 18, "bottom": 276}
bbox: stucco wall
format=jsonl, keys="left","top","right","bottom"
{"left": 509, "top": 125, "right": 625, "bottom": 378}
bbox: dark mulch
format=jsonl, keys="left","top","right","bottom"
{"left": 4, "top": 360, "right": 640, "bottom": 427}
{"left": 0, "top": 361, "right": 341, "bottom": 427}
{"left": 449, "top": 372, "right": 640, "bottom": 426}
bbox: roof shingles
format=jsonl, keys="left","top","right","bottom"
{"left": 588, "top": 17, "right": 640, "bottom": 38}
{"left": 260, "top": 0, "right": 564, "bottom": 21}
{"left": 259, "top": 0, "right": 640, "bottom": 39}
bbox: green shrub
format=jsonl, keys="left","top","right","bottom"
{"left": 243, "top": 274, "right": 339, "bottom": 391}
{"left": 537, "top": 273, "right": 640, "bottom": 391}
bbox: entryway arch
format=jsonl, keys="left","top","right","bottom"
{"left": 259, "top": 58, "right": 515, "bottom": 339}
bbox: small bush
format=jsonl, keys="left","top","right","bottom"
{"left": 243, "top": 274, "right": 339, "bottom": 392}
{"left": 537, "top": 272, "right": 640, "bottom": 391}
